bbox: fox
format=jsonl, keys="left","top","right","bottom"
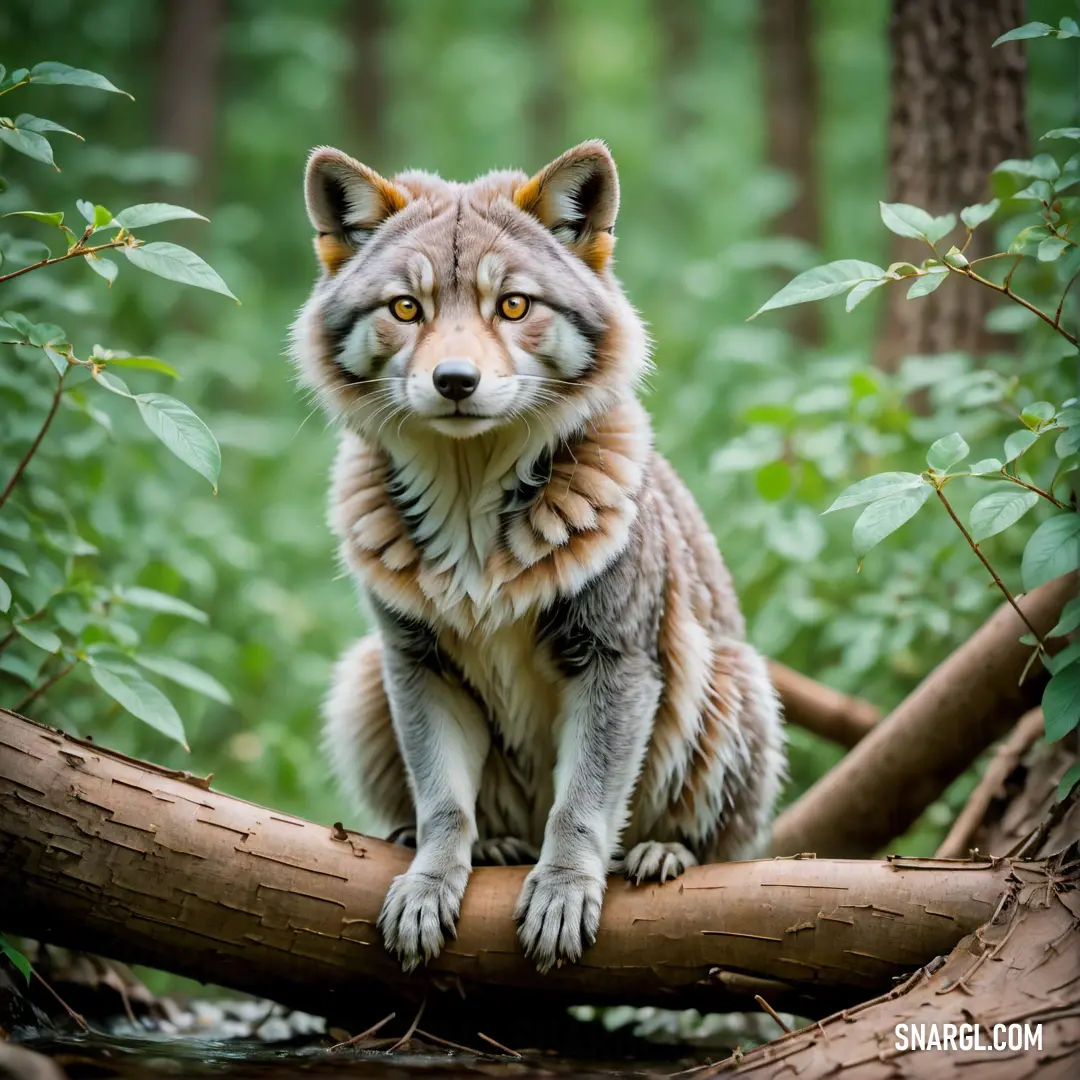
{"left": 290, "top": 140, "right": 786, "bottom": 975}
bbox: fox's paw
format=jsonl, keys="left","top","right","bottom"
{"left": 472, "top": 836, "right": 539, "bottom": 866}
{"left": 514, "top": 864, "right": 604, "bottom": 973}
{"left": 622, "top": 841, "right": 697, "bottom": 885}
{"left": 377, "top": 864, "right": 469, "bottom": 972}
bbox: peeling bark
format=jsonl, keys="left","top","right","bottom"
{"left": 0, "top": 711, "right": 1039, "bottom": 1023}
{"left": 772, "top": 574, "right": 1075, "bottom": 858}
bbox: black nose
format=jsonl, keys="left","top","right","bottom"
{"left": 433, "top": 359, "right": 480, "bottom": 401}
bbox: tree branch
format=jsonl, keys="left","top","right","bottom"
{"left": 768, "top": 661, "right": 879, "bottom": 747}
{"left": 771, "top": 574, "right": 1075, "bottom": 859}
{"left": 0, "top": 370, "right": 64, "bottom": 511}
{"left": 0, "top": 709, "right": 1025, "bottom": 1023}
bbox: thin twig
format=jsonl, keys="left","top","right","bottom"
{"left": 754, "top": 994, "right": 793, "bottom": 1034}
{"left": 934, "top": 486, "right": 1045, "bottom": 647}
{"left": 0, "top": 239, "right": 127, "bottom": 285}
{"left": 389, "top": 994, "right": 426, "bottom": 1052}
{"left": 952, "top": 264, "right": 1079, "bottom": 346}
{"left": 997, "top": 471, "right": 1069, "bottom": 511}
{"left": 477, "top": 1031, "right": 524, "bottom": 1057}
{"left": 1055, "top": 265, "right": 1080, "bottom": 328}
{"left": 12, "top": 660, "right": 77, "bottom": 713}
{"left": 0, "top": 370, "right": 65, "bottom": 510}
{"left": 417, "top": 1029, "right": 487, "bottom": 1055}
{"left": 32, "top": 968, "right": 90, "bottom": 1033}
{"left": 329, "top": 1011, "right": 396, "bottom": 1051}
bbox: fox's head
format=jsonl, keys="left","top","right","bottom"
{"left": 291, "top": 141, "right": 648, "bottom": 448}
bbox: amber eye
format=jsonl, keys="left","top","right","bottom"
{"left": 498, "top": 294, "right": 530, "bottom": 321}
{"left": 390, "top": 296, "right": 422, "bottom": 323}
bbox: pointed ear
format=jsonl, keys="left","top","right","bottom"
{"left": 304, "top": 147, "right": 409, "bottom": 275}
{"left": 514, "top": 140, "right": 619, "bottom": 271}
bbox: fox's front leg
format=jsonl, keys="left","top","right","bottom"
{"left": 515, "top": 645, "right": 660, "bottom": 973}
{"left": 373, "top": 606, "right": 489, "bottom": 972}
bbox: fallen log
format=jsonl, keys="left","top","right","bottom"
{"left": 767, "top": 661, "right": 878, "bottom": 747}
{"left": 0, "top": 709, "right": 1041, "bottom": 1023}
{"left": 772, "top": 573, "right": 1075, "bottom": 858}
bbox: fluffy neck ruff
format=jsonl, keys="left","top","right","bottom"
{"left": 332, "top": 399, "right": 652, "bottom": 634}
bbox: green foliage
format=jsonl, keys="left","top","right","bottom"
{"left": 0, "top": 57, "right": 234, "bottom": 755}
{"left": 0, "top": 932, "right": 31, "bottom": 984}
{"left": 753, "top": 15, "right": 1080, "bottom": 766}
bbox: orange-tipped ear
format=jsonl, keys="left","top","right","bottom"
{"left": 514, "top": 140, "right": 619, "bottom": 271}
{"left": 304, "top": 147, "right": 409, "bottom": 275}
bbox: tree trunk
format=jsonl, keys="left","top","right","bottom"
{"left": 154, "top": 0, "right": 228, "bottom": 209}
{"left": 0, "top": 710, "right": 1032, "bottom": 1024}
{"left": 772, "top": 574, "right": 1074, "bottom": 858}
{"left": 346, "top": 0, "right": 385, "bottom": 161}
{"left": 760, "top": 0, "right": 821, "bottom": 344}
{"left": 528, "top": 0, "right": 566, "bottom": 162}
{"left": 877, "top": 0, "right": 1028, "bottom": 372}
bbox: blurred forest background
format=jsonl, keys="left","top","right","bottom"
{"left": 1, "top": 0, "right": 1076, "bottom": 853}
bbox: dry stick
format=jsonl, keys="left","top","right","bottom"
{"left": 417, "top": 1029, "right": 487, "bottom": 1055}
{"left": 389, "top": 994, "right": 427, "bottom": 1052}
{"left": 0, "top": 371, "right": 64, "bottom": 511}
{"left": 753, "top": 995, "right": 792, "bottom": 1035}
{"left": 32, "top": 969, "right": 90, "bottom": 1033}
{"left": 935, "top": 708, "right": 1045, "bottom": 859}
{"left": 934, "top": 485, "right": 1045, "bottom": 647}
{"left": 771, "top": 573, "right": 1075, "bottom": 859}
{"left": 477, "top": 1031, "right": 523, "bottom": 1058}
{"left": 329, "top": 1011, "right": 396, "bottom": 1051}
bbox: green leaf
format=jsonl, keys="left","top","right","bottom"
{"left": 1047, "top": 640, "right": 1080, "bottom": 676}
{"left": 1043, "top": 127, "right": 1080, "bottom": 141}
{"left": 134, "top": 654, "right": 232, "bottom": 705}
{"left": 114, "top": 203, "right": 209, "bottom": 229}
{"left": 92, "top": 369, "right": 132, "bottom": 397}
{"left": 1021, "top": 513, "right": 1080, "bottom": 590}
{"left": 0, "top": 576, "right": 10, "bottom": 613}
{"left": 3, "top": 210, "right": 64, "bottom": 227}
{"left": 1021, "top": 401, "right": 1056, "bottom": 425}
{"left": 1039, "top": 236, "right": 1069, "bottom": 261}
{"left": 845, "top": 278, "right": 889, "bottom": 311}
{"left": 123, "top": 242, "right": 238, "bottom": 302}
{"left": 0, "top": 934, "right": 32, "bottom": 985}
{"left": 1048, "top": 596, "right": 1080, "bottom": 638}
{"left": 15, "top": 622, "right": 62, "bottom": 654}
{"left": 1043, "top": 660, "right": 1080, "bottom": 742}
{"left": 0, "top": 120, "right": 55, "bottom": 167}
{"left": 15, "top": 114, "right": 82, "bottom": 141}
{"left": 119, "top": 585, "right": 208, "bottom": 624}
{"left": 969, "top": 458, "right": 1003, "bottom": 475}
{"left": 29, "top": 62, "right": 133, "bottom": 99}
{"left": 960, "top": 200, "right": 1000, "bottom": 228}
{"left": 997, "top": 154, "right": 1061, "bottom": 181}
{"left": 1061, "top": 15, "right": 1080, "bottom": 37}
{"left": 1004, "top": 429, "right": 1039, "bottom": 462}
{"left": 88, "top": 661, "right": 188, "bottom": 749}
{"left": 44, "top": 346, "right": 68, "bottom": 377}
{"left": 105, "top": 356, "right": 180, "bottom": 378}
{"left": 927, "top": 432, "right": 969, "bottom": 472}
{"left": 879, "top": 202, "right": 956, "bottom": 245}
{"left": 1059, "top": 761, "right": 1080, "bottom": 800}
{"left": 907, "top": 270, "right": 948, "bottom": 299}
{"left": 993, "top": 22, "right": 1053, "bottom": 45}
{"left": 968, "top": 489, "right": 1040, "bottom": 542}
{"left": 852, "top": 486, "right": 934, "bottom": 559}
{"left": 750, "top": 260, "right": 888, "bottom": 318}
{"left": 135, "top": 393, "right": 221, "bottom": 491}
{"left": 84, "top": 253, "right": 117, "bottom": 283}
{"left": 824, "top": 472, "right": 928, "bottom": 513}
{"left": 0, "top": 549, "right": 28, "bottom": 576}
